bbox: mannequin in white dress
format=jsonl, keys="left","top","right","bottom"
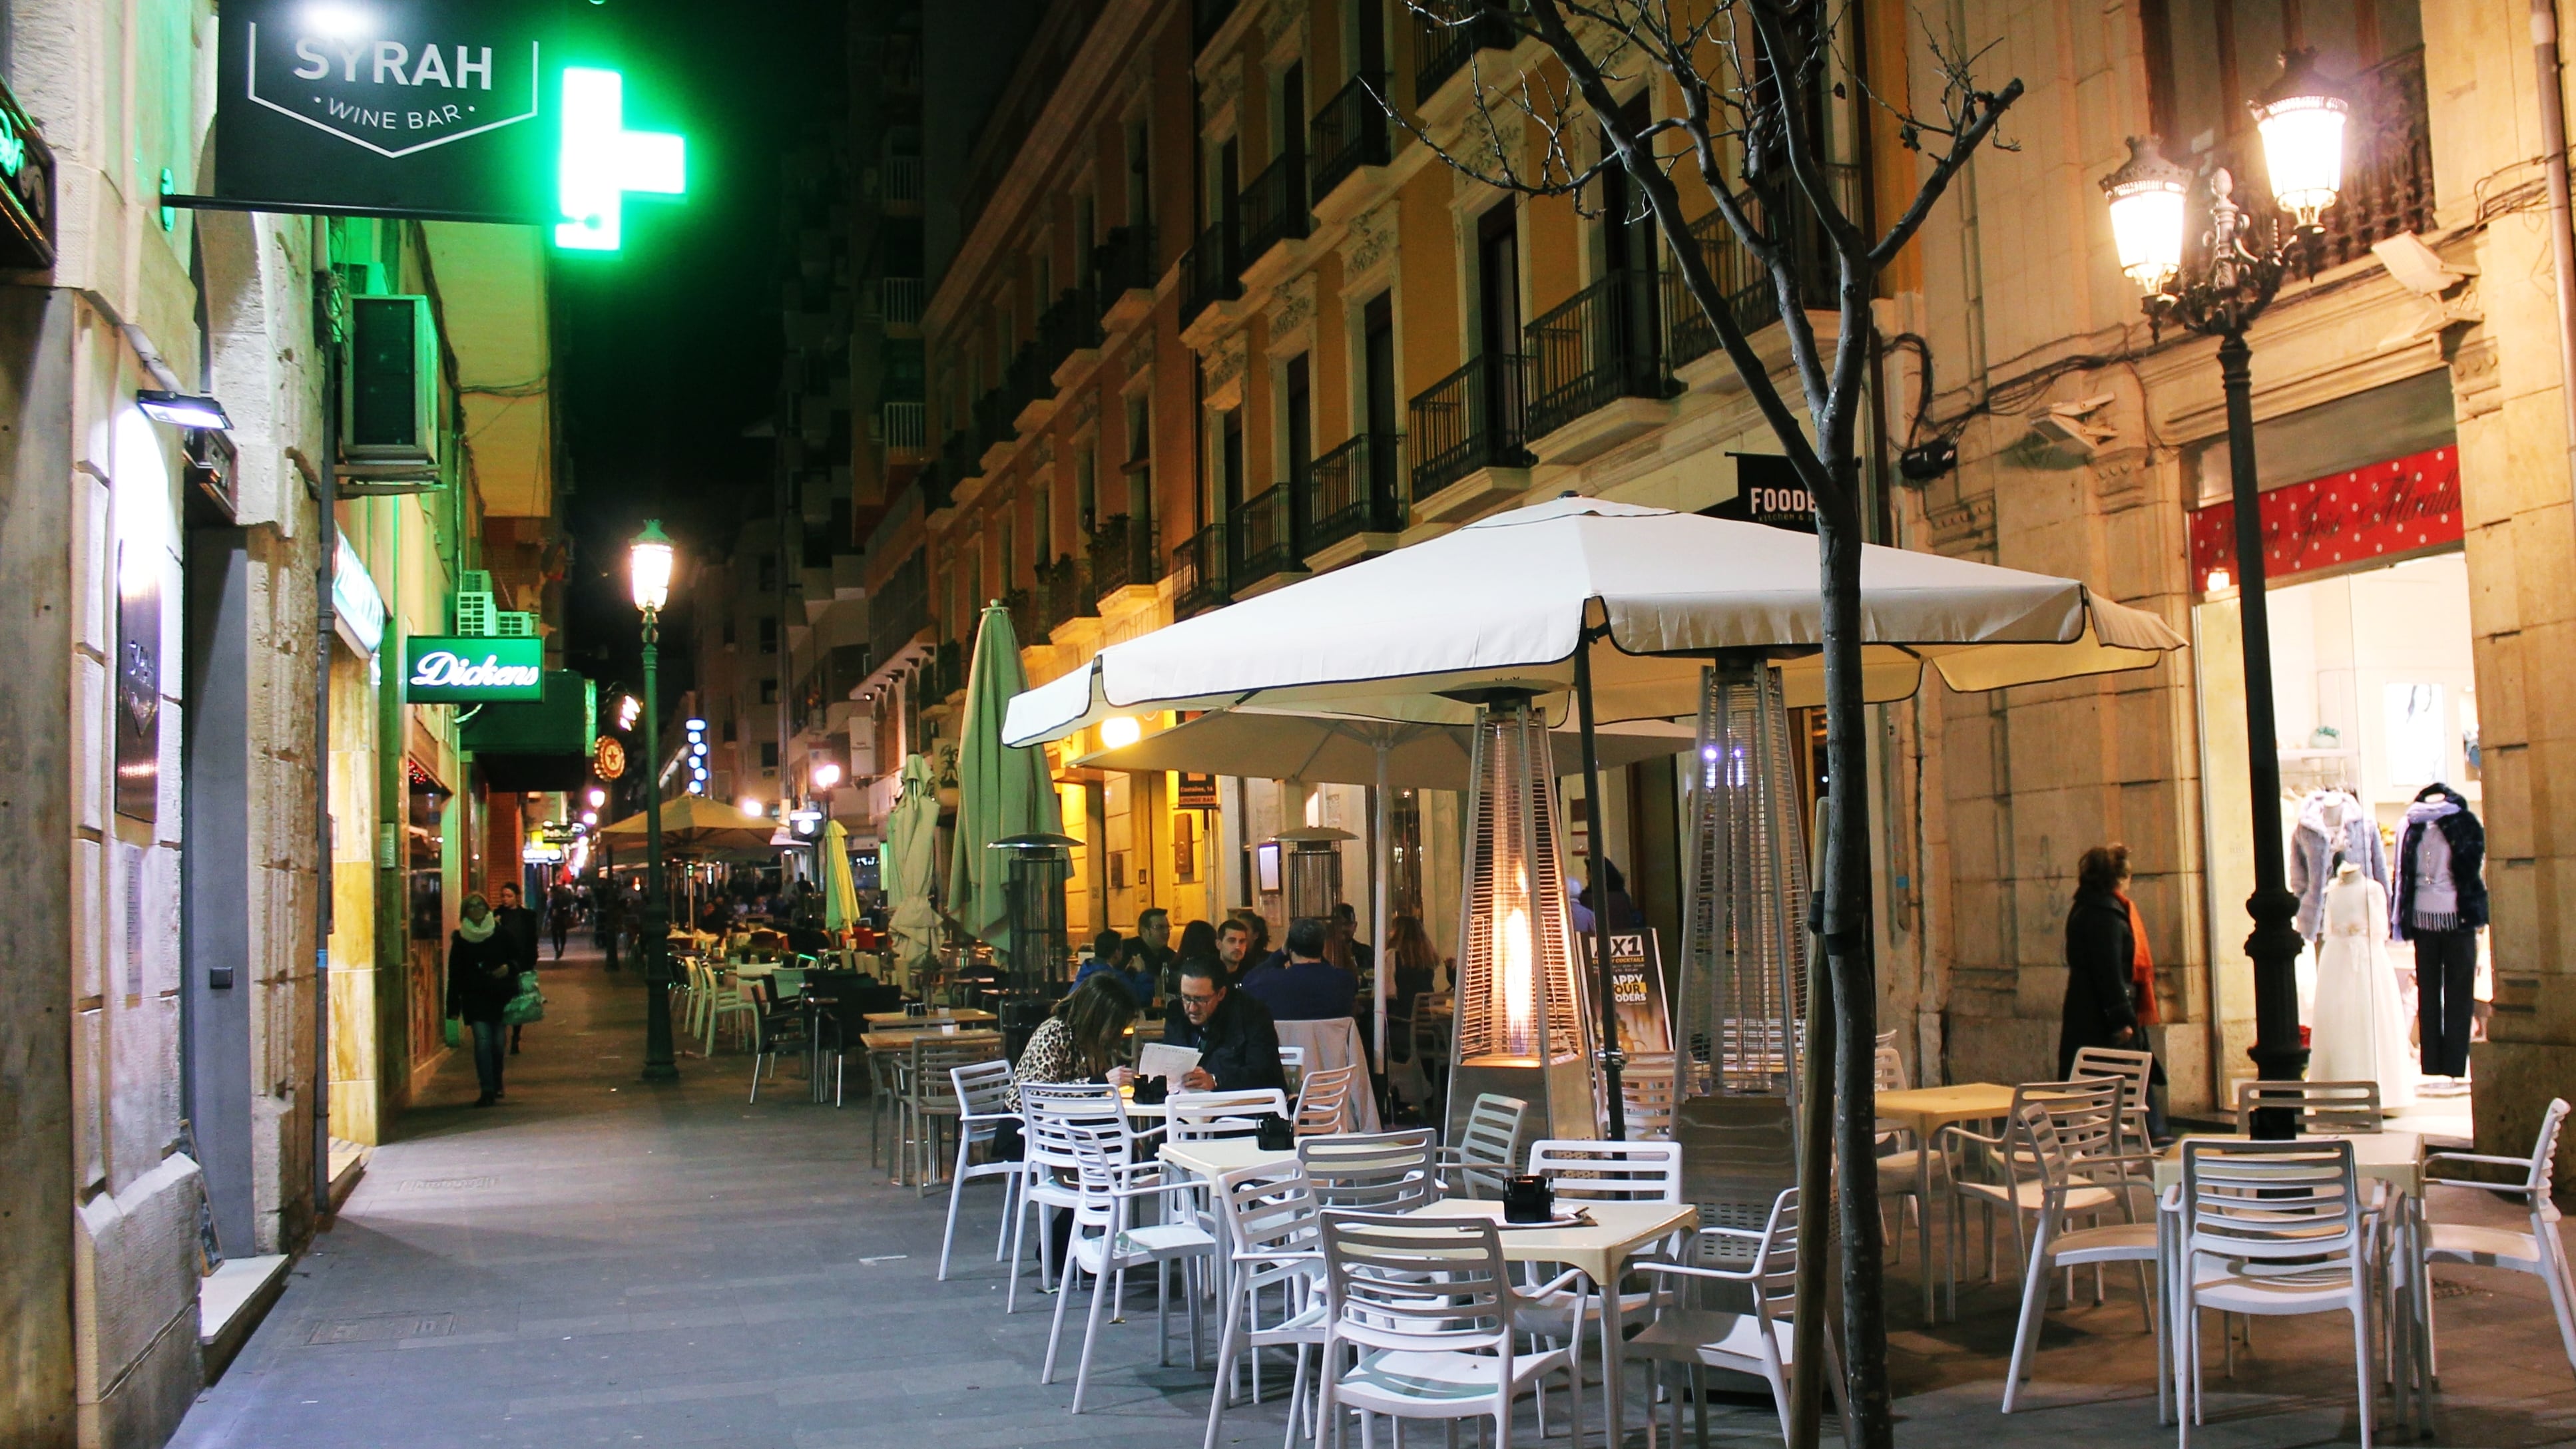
{"left": 2307, "top": 861, "right": 2418, "bottom": 1107}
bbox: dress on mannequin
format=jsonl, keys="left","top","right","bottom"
{"left": 2307, "top": 862, "right": 2416, "bottom": 1107}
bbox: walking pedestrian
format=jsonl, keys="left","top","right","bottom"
{"left": 493, "top": 884, "right": 541, "bottom": 1055}
{"left": 2057, "top": 843, "right": 2170, "bottom": 1141}
{"left": 548, "top": 883, "right": 575, "bottom": 960}
{"left": 446, "top": 893, "right": 516, "bottom": 1107}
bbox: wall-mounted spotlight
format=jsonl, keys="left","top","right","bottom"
{"left": 136, "top": 390, "right": 232, "bottom": 431}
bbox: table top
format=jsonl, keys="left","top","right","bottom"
{"left": 1874, "top": 1083, "right": 2018, "bottom": 1130}
{"left": 2151, "top": 1130, "right": 2424, "bottom": 1194}
{"left": 1159, "top": 1138, "right": 1299, "bottom": 1179}
{"left": 864, "top": 1008, "right": 997, "bottom": 1027}
{"left": 859, "top": 1028, "right": 1003, "bottom": 1054}
{"left": 1403, "top": 1197, "right": 1697, "bottom": 1282}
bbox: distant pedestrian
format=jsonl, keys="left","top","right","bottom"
{"left": 447, "top": 893, "right": 516, "bottom": 1107}
{"left": 493, "top": 884, "right": 541, "bottom": 1055}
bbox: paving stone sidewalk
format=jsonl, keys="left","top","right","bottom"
{"left": 169, "top": 952, "right": 2576, "bottom": 1448}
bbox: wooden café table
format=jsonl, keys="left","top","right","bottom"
{"left": 863, "top": 1007, "right": 998, "bottom": 1029}
{"left": 1874, "top": 1082, "right": 2019, "bottom": 1323}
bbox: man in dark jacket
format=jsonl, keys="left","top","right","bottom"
{"left": 493, "top": 884, "right": 542, "bottom": 1054}
{"left": 2058, "top": 847, "right": 2141, "bottom": 1078}
{"left": 1162, "top": 958, "right": 1286, "bottom": 1093}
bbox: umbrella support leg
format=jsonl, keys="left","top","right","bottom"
{"left": 1573, "top": 631, "right": 1627, "bottom": 1138}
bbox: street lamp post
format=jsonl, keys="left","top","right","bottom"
{"left": 632, "top": 520, "right": 680, "bottom": 1082}
{"left": 2099, "top": 50, "right": 2348, "bottom": 1138}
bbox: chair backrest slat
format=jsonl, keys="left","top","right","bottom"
{"left": 1321, "top": 1211, "right": 1515, "bottom": 1354}
{"left": 1527, "top": 1139, "right": 1684, "bottom": 1204}
{"left": 2181, "top": 1139, "right": 2362, "bottom": 1263}
{"left": 1167, "top": 1088, "right": 1290, "bottom": 1142}
{"left": 1293, "top": 1064, "right": 1360, "bottom": 1136}
{"left": 1455, "top": 1092, "right": 1530, "bottom": 1196}
{"left": 2233, "top": 1078, "right": 2381, "bottom": 1136}
{"left": 949, "top": 1059, "right": 1015, "bottom": 1118}
{"left": 1300, "top": 1129, "right": 1439, "bottom": 1213}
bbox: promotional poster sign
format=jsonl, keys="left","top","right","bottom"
{"left": 1579, "top": 927, "right": 1674, "bottom": 1060}
{"left": 403, "top": 636, "right": 543, "bottom": 702}
{"left": 212, "top": 0, "right": 684, "bottom": 248}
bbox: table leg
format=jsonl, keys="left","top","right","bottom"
{"left": 1920, "top": 1138, "right": 1937, "bottom": 1325}
{"left": 1599, "top": 1265, "right": 1627, "bottom": 1449}
{"left": 2157, "top": 1200, "right": 2175, "bottom": 1426}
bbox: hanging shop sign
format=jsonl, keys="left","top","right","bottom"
{"left": 2189, "top": 444, "right": 2461, "bottom": 592}
{"left": 403, "top": 635, "right": 543, "bottom": 701}
{"left": 331, "top": 532, "right": 387, "bottom": 655}
{"left": 1705, "top": 453, "right": 1818, "bottom": 534}
{"left": 593, "top": 734, "right": 627, "bottom": 779}
{"left": 1174, "top": 772, "right": 1220, "bottom": 809}
{"left": 211, "top": 0, "right": 684, "bottom": 250}
{"left": 115, "top": 543, "right": 163, "bottom": 823}
{"left": 0, "top": 76, "right": 56, "bottom": 270}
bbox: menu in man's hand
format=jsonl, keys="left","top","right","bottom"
{"left": 1136, "top": 1043, "right": 1202, "bottom": 1083}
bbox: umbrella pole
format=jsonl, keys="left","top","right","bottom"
{"left": 1372, "top": 740, "right": 1392, "bottom": 1095}
{"left": 1573, "top": 632, "right": 1627, "bottom": 1139}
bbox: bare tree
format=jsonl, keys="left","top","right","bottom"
{"left": 1391, "top": 3, "right": 2019, "bottom": 1443}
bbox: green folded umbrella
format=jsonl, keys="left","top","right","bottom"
{"left": 947, "top": 602, "right": 1065, "bottom": 959}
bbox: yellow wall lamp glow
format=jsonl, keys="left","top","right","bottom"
{"left": 1098, "top": 715, "right": 1143, "bottom": 749}
{"left": 555, "top": 67, "right": 684, "bottom": 252}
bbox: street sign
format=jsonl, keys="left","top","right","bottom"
{"left": 403, "top": 636, "right": 543, "bottom": 702}
{"left": 210, "top": 0, "right": 684, "bottom": 250}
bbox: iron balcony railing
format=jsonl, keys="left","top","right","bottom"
{"left": 866, "top": 548, "right": 929, "bottom": 669}
{"left": 938, "top": 430, "right": 976, "bottom": 489}
{"left": 878, "top": 276, "right": 925, "bottom": 326}
{"left": 1194, "top": 0, "right": 1239, "bottom": 48}
{"left": 1179, "top": 220, "right": 1241, "bottom": 327}
{"left": 1311, "top": 72, "right": 1392, "bottom": 203}
{"left": 1093, "top": 223, "right": 1158, "bottom": 299}
{"left": 932, "top": 637, "right": 965, "bottom": 701}
{"left": 1001, "top": 587, "right": 1041, "bottom": 648}
{"left": 1408, "top": 353, "right": 1531, "bottom": 498}
{"left": 882, "top": 154, "right": 923, "bottom": 204}
{"left": 1239, "top": 148, "right": 1311, "bottom": 264}
{"left": 1523, "top": 269, "right": 1674, "bottom": 440}
{"left": 1414, "top": 0, "right": 1517, "bottom": 101}
{"left": 1228, "top": 484, "right": 1298, "bottom": 587}
{"left": 1037, "top": 286, "right": 1104, "bottom": 366}
{"left": 1035, "top": 554, "right": 1090, "bottom": 636}
{"left": 878, "top": 400, "right": 927, "bottom": 455}
{"left": 971, "top": 385, "right": 1015, "bottom": 455}
{"left": 1663, "top": 167, "right": 1855, "bottom": 368}
{"left": 1304, "top": 431, "right": 1407, "bottom": 551}
{"left": 1087, "top": 512, "right": 1157, "bottom": 602}
{"left": 2212, "top": 47, "right": 2431, "bottom": 272}
{"left": 1170, "top": 521, "right": 1229, "bottom": 620}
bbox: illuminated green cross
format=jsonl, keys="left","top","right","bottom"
{"left": 555, "top": 67, "right": 684, "bottom": 252}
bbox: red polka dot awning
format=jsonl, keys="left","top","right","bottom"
{"left": 2189, "top": 445, "right": 2460, "bottom": 593}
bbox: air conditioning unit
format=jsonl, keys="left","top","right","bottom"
{"left": 453, "top": 590, "right": 496, "bottom": 637}
{"left": 341, "top": 294, "right": 440, "bottom": 469}
{"left": 493, "top": 612, "right": 539, "bottom": 638}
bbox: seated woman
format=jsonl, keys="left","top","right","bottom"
{"left": 1009, "top": 974, "right": 1140, "bottom": 1111}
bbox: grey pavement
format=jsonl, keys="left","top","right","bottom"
{"left": 170, "top": 948, "right": 2576, "bottom": 1447}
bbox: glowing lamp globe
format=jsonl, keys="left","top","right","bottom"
{"left": 2251, "top": 49, "right": 2348, "bottom": 228}
{"left": 629, "top": 518, "right": 675, "bottom": 614}
{"left": 2099, "top": 136, "right": 2192, "bottom": 294}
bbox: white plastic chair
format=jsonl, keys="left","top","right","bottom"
{"left": 1166, "top": 1088, "right": 1291, "bottom": 1143}
{"left": 1042, "top": 1120, "right": 1216, "bottom": 1413}
{"left": 1314, "top": 1211, "right": 1579, "bottom": 1449}
{"left": 1298, "top": 1129, "right": 1439, "bottom": 1213}
{"left": 1621, "top": 1057, "right": 1678, "bottom": 1139}
{"left": 1622, "top": 1187, "right": 1848, "bottom": 1448}
{"left": 2233, "top": 1078, "right": 2382, "bottom": 1136}
{"left": 1201, "top": 1161, "right": 1328, "bottom": 1449}
{"left": 701, "top": 966, "right": 758, "bottom": 1054}
{"left": 2421, "top": 1096, "right": 2576, "bottom": 1376}
{"left": 1010, "top": 1084, "right": 1133, "bottom": 1313}
{"left": 2001, "top": 1102, "right": 2161, "bottom": 1412}
{"left": 1435, "top": 1092, "right": 1529, "bottom": 1199}
{"left": 1292, "top": 1064, "right": 1359, "bottom": 1137}
{"left": 937, "top": 1060, "right": 1021, "bottom": 1281}
{"left": 1278, "top": 1043, "right": 1308, "bottom": 1094}
{"left": 2070, "top": 1044, "right": 2158, "bottom": 1157}
{"left": 1520, "top": 1138, "right": 1685, "bottom": 1428}
{"left": 2174, "top": 1138, "right": 2374, "bottom": 1447}
{"left": 1937, "top": 1077, "right": 2131, "bottom": 1315}
{"left": 1873, "top": 1044, "right": 1930, "bottom": 1259}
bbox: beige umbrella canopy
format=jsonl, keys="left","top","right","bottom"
{"left": 595, "top": 795, "right": 776, "bottom": 852}
{"left": 1074, "top": 707, "right": 1694, "bottom": 786}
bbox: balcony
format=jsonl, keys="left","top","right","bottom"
{"left": 1238, "top": 150, "right": 1310, "bottom": 271}
{"left": 1093, "top": 224, "right": 1159, "bottom": 331}
{"left": 1035, "top": 554, "right": 1091, "bottom": 637}
{"left": 1002, "top": 588, "right": 1041, "bottom": 649}
{"left": 971, "top": 386, "right": 1016, "bottom": 457}
{"left": 1408, "top": 353, "right": 1531, "bottom": 501}
{"left": 1304, "top": 431, "right": 1407, "bottom": 557}
{"left": 932, "top": 638, "right": 965, "bottom": 702}
{"left": 1087, "top": 513, "right": 1158, "bottom": 604}
{"left": 1036, "top": 286, "right": 1104, "bottom": 383}
{"left": 878, "top": 276, "right": 925, "bottom": 327}
{"left": 866, "top": 548, "right": 929, "bottom": 669}
{"left": 1523, "top": 269, "right": 1674, "bottom": 441}
{"left": 1310, "top": 72, "right": 1392, "bottom": 207}
{"left": 1228, "top": 485, "right": 1300, "bottom": 591}
{"left": 1414, "top": 1, "right": 1517, "bottom": 103}
{"left": 1664, "top": 169, "right": 1852, "bottom": 369}
{"left": 878, "top": 400, "right": 927, "bottom": 458}
{"left": 1170, "top": 521, "right": 1230, "bottom": 620}
{"left": 882, "top": 154, "right": 923, "bottom": 205}
{"left": 2214, "top": 47, "right": 2431, "bottom": 272}
{"left": 1194, "top": 0, "right": 1240, "bottom": 49}
{"left": 1179, "top": 220, "right": 1241, "bottom": 329}
{"left": 939, "top": 431, "right": 977, "bottom": 493}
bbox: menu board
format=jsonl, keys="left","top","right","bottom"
{"left": 1580, "top": 928, "right": 1673, "bottom": 1059}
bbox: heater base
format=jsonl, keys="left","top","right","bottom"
{"left": 1675, "top": 1093, "right": 1798, "bottom": 1251}
{"left": 1447, "top": 1056, "right": 1605, "bottom": 1147}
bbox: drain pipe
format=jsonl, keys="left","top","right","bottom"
{"left": 311, "top": 246, "right": 340, "bottom": 1223}
{"left": 2534, "top": 0, "right": 2576, "bottom": 485}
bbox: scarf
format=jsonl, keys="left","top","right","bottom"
{"left": 456, "top": 913, "right": 497, "bottom": 943}
{"left": 2404, "top": 796, "right": 2461, "bottom": 931}
{"left": 2117, "top": 890, "right": 2159, "bottom": 1026}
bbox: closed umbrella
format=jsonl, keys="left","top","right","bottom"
{"left": 1007, "top": 494, "right": 2187, "bottom": 1130}
{"left": 883, "top": 753, "right": 940, "bottom": 978}
{"left": 949, "top": 601, "right": 1065, "bottom": 960}
{"left": 820, "top": 819, "right": 862, "bottom": 934}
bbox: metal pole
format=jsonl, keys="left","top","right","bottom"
{"left": 641, "top": 613, "right": 678, "bottom": 1081}
{"left": 2219, "top": 331, "right": 2308, "bottom": 1134}
{"left": 1572, "top": 632, "right": 1627, "bottom": 1139}
{"left": 1372, "top": 739, "right": 1392, "bottom": 1086}
{"left": 311, "top": 271, "right": 338, "bottom": 1221}
{"left": 2533, "top": 0, "right": 2576, "bottom": 499}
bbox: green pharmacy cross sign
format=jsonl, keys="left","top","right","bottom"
{"left": 403, "top": 636, "right": 545, "bottom": 702}
{"left": 211, "top": 0, "right": 683, "bottom": 252}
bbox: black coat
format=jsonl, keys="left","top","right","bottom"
{"left": 492, "top": 905, "right": 543, "bottom": 972}
{"left": 1162, "top": 988, "right": 1287, "bottom": 1094}
{"left": 2058, "top": 889, "right": 2140, "bottom": 1078}
{"left": 447, "top": 929, "right": 518, "bottom": 1023}
{"left": 2394, "top": 786, "right": 2487, "bottom": 938}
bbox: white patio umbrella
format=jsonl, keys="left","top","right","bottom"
{"left": 1076, "top": 706, "right": 1696, "bottom": 1084}
{"left": 1007, "top": 494, "right": 2186, "bottom": 1132}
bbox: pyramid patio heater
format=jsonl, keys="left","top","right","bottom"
{"left": 989, "top": 831, "right": 1077, "bottom": 1055}
{"left": 1273, "top": 825, "right": 1355, "bottom": 923}
{"left": 1445, "top": 694, "right": 1603, "bottom": 1145}
{"left": 1673, "top": 660, "right": 1811, "bottom": 1226}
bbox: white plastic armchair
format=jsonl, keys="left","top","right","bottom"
{"left": 2420, "top": 1096, "right": 2576, "bottom": 1376}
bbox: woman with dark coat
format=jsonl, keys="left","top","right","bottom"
{"left": 2059, "top": 844, "right": 2144, "bottom": 1078}
{"left": 447, "top": 893, "right": 519, "bottom": 1107}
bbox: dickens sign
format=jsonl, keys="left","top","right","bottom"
{"left": 403, "top": 636, "right": 544, "bottom": 702}
{"left": 212, "top": 0, "right": 684, "bottom": 248}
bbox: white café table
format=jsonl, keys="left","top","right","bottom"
{"left": 1400, "top": 1197, "right": 1696, "bottom": 1449}
{"left": 2151, "top": 1130, "right": 2430, "bottom": 1430}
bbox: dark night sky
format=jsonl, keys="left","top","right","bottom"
{"left": 553, "top": 0, "right": 844, "bottom": 704}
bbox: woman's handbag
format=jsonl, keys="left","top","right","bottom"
{"left": 501, "top": 970, "right": 546, "bottom": 1026}
{"left": 443, "top": 1016, "right": 461, "bottom": 1048}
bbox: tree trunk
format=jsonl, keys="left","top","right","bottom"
{"left": 1816, "top": 476, "right": 1890, "bottom": 1446}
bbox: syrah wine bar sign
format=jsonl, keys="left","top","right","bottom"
{"left": 404, "top": 636, "right": 543, "bottom": 702}
{"left": 2189, "top": 445, "right": 2462, "bottom": 592}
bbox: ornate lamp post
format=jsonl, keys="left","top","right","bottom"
{"left": 2099, "top": 51, "right": 2347, "bottom": 1135}
{"left": 631, "top": 519, "right": 680, "bottom": 1082}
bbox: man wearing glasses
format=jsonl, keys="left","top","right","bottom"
{"left": 1151, "top": 957, "right": 1285, "bottom": 1093}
